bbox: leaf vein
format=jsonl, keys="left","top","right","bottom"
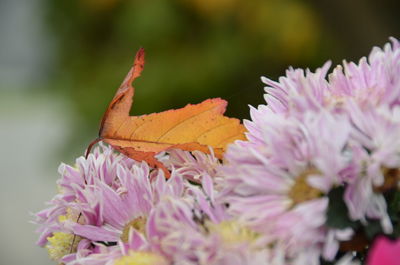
{"left": 194, "top": 121, "right": 232, "bottom": 141}
{"left": 214, "top": 132, "right": 244, "bottom": 147}
{"left": 156, "top": 104, "right": 221, "bottom": 142}
{"left": 112, "top": 118, "right": 129, "bottom": 136}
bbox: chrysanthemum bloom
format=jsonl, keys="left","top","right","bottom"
{"left": 329, "top": 39, "right": 400, "bottom": 234}
{"left": 35, "top": 144, "right": 140, "bottom": 261}
{"left": 70, "top": 174, "right": 227, "bottom": 265}
{"left": 70, "top": 228, "right": 169, "bottom": 265}
{"left": 329, "top": 38, "right": 400, "bottom": 107}
{"left": 147, "top": 195, "right": 271, "bottom": 265}
{"left": 343, "top": 103, "right": 399, "bottom": 233}
{"left": 35, "top": 144, "right": 227, "bottom": 264}
{"left": 221, "top": 38, "right": 400, "bottom": 263}
{"left": 63, "top": 161, "right": 185, "bottom": 242}
{"left": 35, "top": 144, "right": 189, "bottom": 263}
{"left": 367, "top": 236, "right": 400, "bottom": 265}
{"left": 261, "top": 62, "right": 333, "bottom": 116}
{"left": 165, "top": 149, "right": 221, "bottom": 183}
{"left": 328, "top": 41, "right": 400, "bottom": 255}
{"left": 260, "top": 38, "right": 400, "bottom": 115}
{"left": 221, "top": 107, "right": 355, "bottom": 262}
{"left": 148, "top": 181, "right": 360, "bottom": 265}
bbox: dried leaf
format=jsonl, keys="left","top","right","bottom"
{"left": 87, "top": 48, "right": 246, "bottom": 176}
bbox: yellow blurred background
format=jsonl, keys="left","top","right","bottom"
{"left": 0, "top": 0, "right": 398, "bottom": 264}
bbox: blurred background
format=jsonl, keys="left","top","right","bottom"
{"left": 0, "top": 0, "right": 399, "bottom": 264}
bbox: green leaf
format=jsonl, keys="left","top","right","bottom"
{"left": 326, "top": 186, "right": 360, "bottom": 229}
{"left": 388, "top": 190, "right": 400, "bottom": 220}
{"left": 319, "top": 259, "right": 334, "bottom": 265}
{"left": 387, "top": 190, "right": 400, "bottom": 237}
{"left": 364, "top": 219, "right": 383, "bottom": 240}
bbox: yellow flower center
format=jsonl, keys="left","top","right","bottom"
{"left": 207, "top": 220, "right": 259, "bottom": 246}
{"left": 288, "top": 168, "right": 323, "bottom": 206}
{"left": 121, "top": 217, "right": 147, "bottom": 243}
{"left": 114, "top": 251, "right": 168, "bottom": 265}
{"left": 46, "top": 232, "right": 81, "bottom": 261}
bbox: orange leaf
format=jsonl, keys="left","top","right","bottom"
{"left": 87, "top": 48, "right": 246, "bottom": 177}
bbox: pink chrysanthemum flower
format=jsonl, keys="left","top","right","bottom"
{"left": 35, "top": 144, "right": 139, "bottom": 253}
{"left": 220, "top": 110, "right": 354, "bottom": 262}
{"left": 147, "top": 177, "right": 358, "bottom": 265}
{"left": 148, "top": 196, "right": 271, "bottom": 265}
{"left": 70, "top": 229, "right": 169, "bottom": 265}
{"left": 165, "top": 149, "right": 221, "bottom": 183}
{"left": 244, "top": 59, "right": 342, "bottom": 152}
{"left": 330, "top": 38, "right": 400, "bottom": 107}
{"left": 148, "top": 174, "right": 266, "bottom": 265}
{"left": 259, "top": 38, "right": 400, "bottom": 117}
{"left": 221, "top": 38, "right": 400, "bottom": 263}
{"left": 62, "top": 161, "right": 185, "bottom": 243}
{"left": 343, "top": 102, "right": 400, "bottom": 233}
{"left": 71, "top": 174, "right": 229, "bottom": 265}
{"left": 261, "top": 62, "right": 332, "bottom": 116}
{"left": 35, "top": 144, "right": 187, "bottom": 263}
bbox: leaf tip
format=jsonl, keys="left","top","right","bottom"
{"left": 136, "top": 47, "right": 145, "bottom": 59}
{"left": 131, "top": 47, "right": 146, "bottom": 81}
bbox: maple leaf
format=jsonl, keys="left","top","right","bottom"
{"left": 86, "top": 48, "right": 246, "bottom": 177}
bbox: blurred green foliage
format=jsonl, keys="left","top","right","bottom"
{"left": 44, "top": 0, "right": 385, "bottom": 154}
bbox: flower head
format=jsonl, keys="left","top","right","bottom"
{"left": 330, "top": 38, "right": 400, "bottom": 107}
{"left": 35, "top": 144, "right": 186, "bottom": 263}
{"left": 165, "top": 149, "right": 221, "bottom": 183}
{"left": 221, "top": 96, "right": 356, "bottom": 262}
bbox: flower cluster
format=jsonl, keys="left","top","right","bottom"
{"left": 35, "top": 39, "right": 400, "bottom": 265}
